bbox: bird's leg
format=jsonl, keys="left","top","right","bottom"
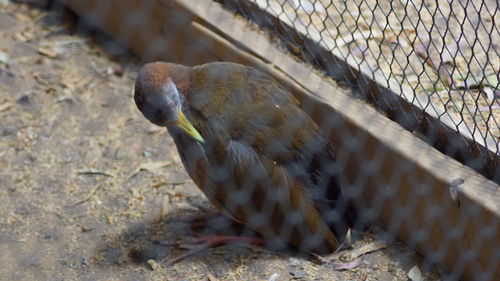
{"left": 162, "top": 234, "right": 266, "bottom": 264}
{"left": 159, "top": 205, "right": 265, "bottom": 263}
{"left": 168, "top": 210, "right": 221, "bottom": 224}
{"left": 166, "top": 204, "right": 226, "bottom": 229}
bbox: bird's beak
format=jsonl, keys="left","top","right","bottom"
{"left": 175, "top": 108, "right": 205, "bottom": 143}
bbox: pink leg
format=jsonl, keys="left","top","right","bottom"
{"left": 167, "top": 212, "right": 221, "bottom": 224}
{"left": 166, "top": 204, "right": 227, "bottom": 229}
{"left": 165, "top": 235, "right": 266, "bottom": 264}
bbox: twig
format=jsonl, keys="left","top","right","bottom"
{"left": 152, "top": 181, "right": 186, "bottom": 188}
{"left": 315, "top": 240, "right": 387, "bottom": 263}
{"left": 69, "top": 182, "right": 104, "bottom": 207}
{"left": 127, "top": 161, "right": 174, "bottom": 180}
{"left": 78, "top": 169, "right": 115, "bottom": 177}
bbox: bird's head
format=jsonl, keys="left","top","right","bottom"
{"left": 134, "top": 62, "right": 204, "bottom": 143}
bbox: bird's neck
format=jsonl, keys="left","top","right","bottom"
{"left": 178, "top": 89, "right": 188, "bottom": 112}
{"left": 169, "top": 63, "right": 191, "bottom": 96}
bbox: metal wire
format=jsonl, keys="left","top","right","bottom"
{"left": 220, "top": 0, "right": 500, "bottom": 182}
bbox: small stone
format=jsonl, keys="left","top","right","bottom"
{"left": 0, "top": 49, "right": 9, "bottom": 65}
{"left": 146, "top": 125, "right": 162, "bottom": 134}
{"left": 289, "top": 269, "right": 306, "bottom": 279}
{"left": 268, "top": 273, "right": 279, "bottom": 281}
{"left": 107, "top": 65, "right": 124, "bottom": 77}
{"left": 143, "top": 150, "right": 153, "bottom": 158}
{"left": 98, "top": 247, "right": 123, "bottom": 264}
{"left": 2, "top": 126, "right": 16, "bottom": 136}
{"left": 287, "top": 257, "right": 302, "bottom": 267}
{"left": 16, "top": 95, "right": 30, "bottom": 105}
{"left": 23, "top": 154, "right": 36, "bottom": 164}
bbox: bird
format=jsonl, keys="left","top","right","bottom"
{"left": 134, "top": 61, "right": 352, "bottom": 262}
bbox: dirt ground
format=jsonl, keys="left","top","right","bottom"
{"left": 0, "top": 2, "right": 440, "bottom": 281}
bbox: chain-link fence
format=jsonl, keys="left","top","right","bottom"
{"left": 0, "top": 0, "right": 498, "bottom": 281}
{"left": 219, "top": 0, "right": 500, "bottom": 183}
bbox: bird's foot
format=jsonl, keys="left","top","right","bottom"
{"left": 166, "top": 204, "right": 227, "bottom": 229}
{"left": 166, "top": 211, "right": 222, "bottom": 228}
{"left": 157, "top": 234, "right": 265, "bottom": 264}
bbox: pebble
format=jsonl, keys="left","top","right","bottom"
{"left": 289, "top": 269, "right": 306, "bottom": 279}
{"left": 268, "top": 273, "right": 279, "bottom": 281}
{"left": 16, "top": 94, "right": 30, "bottom": 105}
{"left": 287, "top": 257, "right": 302, "bottom": 267}
{"left": 2, "top": 126, "right": 16, "bottom": 136}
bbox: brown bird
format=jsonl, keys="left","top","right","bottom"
{"left": 134, "top": 61, "right": 352, "bottom": 261}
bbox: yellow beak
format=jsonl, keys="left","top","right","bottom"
{"left": 175, "top": 108, "right": 204, "bottom": 143}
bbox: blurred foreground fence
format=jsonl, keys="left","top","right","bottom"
{"left": 50, "top": 0, "right": 499, "bottom": 280}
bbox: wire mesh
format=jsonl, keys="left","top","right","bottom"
{"left": 220, "top": 0, "right": 500, "bottom": 183}
{"left": 0, "top": 0, "right": 498, "bottom": 281}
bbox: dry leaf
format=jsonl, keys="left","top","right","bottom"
{"left": 146, "top": 125, "right": 163, "bottom": 134}
{"left": 293, "top": 0, "right": 325, "bottom": 14}
{"left": 350, "top": 44, "right": 368, "bottom": 58}
{"left": 332, "top": 257, "right": 363, "bottom": 271}
{"left": 345, "top": 229, "right": 352, "bottom": 247}
{"left": 138, "top": 161, "right": 173, "bottom": 171}
{"left": 342, "top": 240, "right": 387, "bottom": 260}
{"left": 61, "top": 77, "right": 77, "bottom": 93}
{"left": 12, "top": 12, "right": 31, "bottom": 22}
{"left": 415, "top": 42, "right": 455, "bottom": 88}
{"left": 147, "top": 259, "right": 159, "bottom": 270}
{"left": 461, "top": 76, "right": 482, "bottom": 90}
{"left": 478, "top": 105, "right": 500, "bottom": 112}
{"left": 339, "top": 30, "right": 382, "bottom": 48}
{"left": 160, "top": 195, "right": 170, "bottom": 220}
{"left": 207, "top": 273, "right": 219, "bottom": 281}
{"left": 414, "top": 42, "right": 430, "bottom": 61}
{"left": 268, "top": 273, "right": 279, "bottom": 281}
{"left": 448, "top": 178, "right": 464, "bottom": 208}
{"left": 483, "top": 87, "right": 495, "bottom": 102}
{"left": 442, "top": 37, "right": 469, "bottom": 65}
{"left": 316, "top": 240, "right": 387, "bottom": 263}
{"left": 484, "top": 76, "right": 499, "bottom": 89}
{"left": 437, "top": 65, "right": 454, "bottom": 88}
{"left": 408, "top": 265, "right": 423, "bottom": 281}
{"left": 0, "top": 50, "right": 9, "bottom": 65}
{"left": 106, "top": 65, "right": 124, "bottom": 77}
{"left": 38, "top": 46, "right": 59, "bottom": 58}
{"left": 74, "top": 75, "right": 95, "bottom": 90}
{"left": 442, "top": 42, "right": 458, "bottom": 65}
{"left": 0, "top": 101, "right": 12, "bottom": 112}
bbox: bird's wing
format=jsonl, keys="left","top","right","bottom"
{"left": 191, "top": 62, "right": 322, "bottom": 164}
{"left": 205, "top": 138, "right": 339, "bottom": 253}
{"left": 230, "top": 100, "right": 351, "bottom": 236}
{"left": 190, "top": 62, "right": 352, "bottom": 234}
